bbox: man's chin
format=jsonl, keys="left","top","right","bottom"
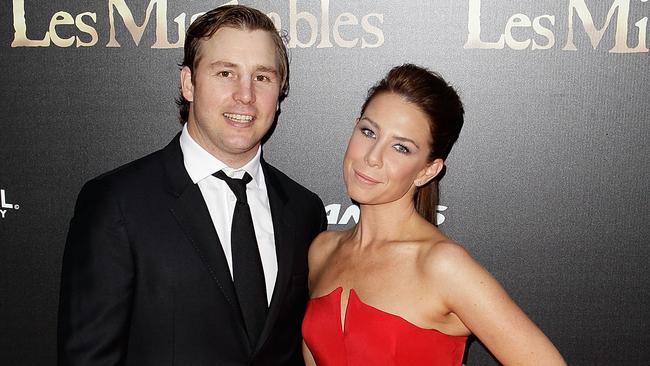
{"left": 218, "top": 140, "right": 262, "bottom": 159}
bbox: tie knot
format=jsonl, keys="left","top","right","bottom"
{"left": 213, "top": 170, "right": 252, "bottom": 202}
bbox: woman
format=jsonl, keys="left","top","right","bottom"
{"left": 302, "top": 64, "right": 566, "bottom": 365}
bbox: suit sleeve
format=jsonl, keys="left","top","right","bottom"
{"left": 58, "top": 179, "right": 133, "bottom": 366}
{"left": 317, "top": 197, "right": 328, "bottom": 232}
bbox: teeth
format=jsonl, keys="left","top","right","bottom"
{"left": 224, "top": 113, "right": 254, "bottom": 122}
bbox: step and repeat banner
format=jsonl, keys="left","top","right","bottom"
{"left": 1, "top": 0, "right": 648, "bottom": 364}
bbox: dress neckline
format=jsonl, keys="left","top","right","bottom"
{"left": 310, "top": 286, "right": 467, "bottom": 338}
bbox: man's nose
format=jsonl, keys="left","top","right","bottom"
{"left": 233, "top": 77, "right": 255, "bottom": 104}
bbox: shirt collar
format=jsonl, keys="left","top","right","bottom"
{"left": 179, "top": 124, "right": 263, "bottom": 186}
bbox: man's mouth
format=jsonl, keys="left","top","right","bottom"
{"left": 223, "top": 113, "right": 254, "bottom": 123}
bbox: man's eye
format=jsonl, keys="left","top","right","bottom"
{"left": 217, "top": 71, "right": 232, "bottom": 77}
{"left": 255, "top": 75, "right": 271, "bottom": 82}
{"left": 360, "top": 128, "right": 375, "bottom": 138}
{"left": 393, "top": 144, "right": 410, "bottom": 154}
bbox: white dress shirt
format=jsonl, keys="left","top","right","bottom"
{"left": 179, "top": 125, "right": 277, "bottom": 305}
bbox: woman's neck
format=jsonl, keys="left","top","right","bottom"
{"left": 351, "top": 199, "right": 422, "bottom": 247}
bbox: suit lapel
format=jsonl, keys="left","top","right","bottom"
{"left": 162, "top": 139, "right": 295, "bottom": 354}
{"left": 162, "top": 135, "right": 240, "bottom": 314}
{"left": 255, "top": 160, "right": 297, "bottom": 353}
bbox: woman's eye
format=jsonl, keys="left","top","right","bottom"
{"left": 393, "top": 144, "right": 410, "bottom": 154}
{"left": 360, "top": 128, "right": 375, "bottom": 138}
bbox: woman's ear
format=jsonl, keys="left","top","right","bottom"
{"left": 414, "top": 158, "right": 444, "bottom": 187}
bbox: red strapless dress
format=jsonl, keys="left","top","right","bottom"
{"left": 302, "top": 287, "right": 467, "bottom": 366}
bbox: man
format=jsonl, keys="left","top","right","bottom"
{"left": 58, "top": 5, "right": 327, "bottom": 366}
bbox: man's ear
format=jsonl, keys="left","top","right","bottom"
{"left": 414, "top": 158, "right": 444, "bottom": 187}
{"left": 180, "top": 66, "right": 194, "bottom": 102}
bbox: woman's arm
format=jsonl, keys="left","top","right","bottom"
{"left": 302, "top": 341, "right": 317, "bottom": 366}
{"left": 431, "top": 242, "right": 567, "bottom": 366}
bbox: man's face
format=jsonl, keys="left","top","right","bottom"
{"left": 181, "top": 27, "right": 281, "bottom": 167}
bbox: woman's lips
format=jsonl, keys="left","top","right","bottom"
{"left": 354, "top": 169, "right": 381, "bottom": 184}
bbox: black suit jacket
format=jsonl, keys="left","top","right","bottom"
{"left": 58, "top": 135, "right": 327, "bottom": 366}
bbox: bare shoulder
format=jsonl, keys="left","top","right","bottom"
{"left": 308, "top": 230, "right": 347, "bottom": 277}
{"left": 309, "top": 230, "right": 345, "bottom": 258}
{"left": 419, "top": 237, "right": 486, "bottom": 291}
{"left": 407, "top": 217, "right": 475, "bottom": 272}
{"left": 424, "top": 239, "right": 475, "bottom": 270}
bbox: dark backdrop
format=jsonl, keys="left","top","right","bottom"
{"left": 1, "top": 1, "right": 648, "bottom": 365}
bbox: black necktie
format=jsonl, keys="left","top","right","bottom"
{"left": 213, "top": 170, "right": 268, "bottom": 347}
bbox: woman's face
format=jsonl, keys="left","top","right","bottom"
{"left": 343, "top": 92, "right": 438, "bottom": 206}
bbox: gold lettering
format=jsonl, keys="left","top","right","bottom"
{"left": 464, "top": 0, "right": 505, "bottom": 49}
{"left": 532, "top": 15, "right": 555, "bottom": 50}
{"left": 333, "top": 13, "right": 358, "bottom": 48}
{"left": 50, "top": 11, "right": 75, "bottom": 47}
{"left": 76, "top": 12, "right": 98, "bottom": 47}
{"left": 107, "top": 0, "right": 183, "bottom": 48}
{"left": 632, "top": 17, "right": 649, "bottom": 52}
{"left": 504, "top": 14, "right": 532, "bottom": 50}
{"left": 11, "top": 0, "right": 50, "bottom": 47}
{"left": 10, "top": 0, "right": 385, "bottom": 51}
{"left": 166, "top": 13, "right": 186, "bottom": 48}
{"left": 317, "top": 0, "right": 333, "bottom": 48}
{"left": 564, "top": 0, "right": 647, "bottom": 53}
{"left": 361, "top": 14, "right": 384, "bottom": 48}
{"left": 288, "top": 0, "right": 318, "bottom": 48}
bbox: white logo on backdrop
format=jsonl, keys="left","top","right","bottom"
{"left": 10, "top": 0, "right": 384, "bottom": 49}
{"left": 326, "top": 204, "right": 448, "bottom": 226}
{"left": 0, "top": 189, "right": 20, "bottom": 219}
